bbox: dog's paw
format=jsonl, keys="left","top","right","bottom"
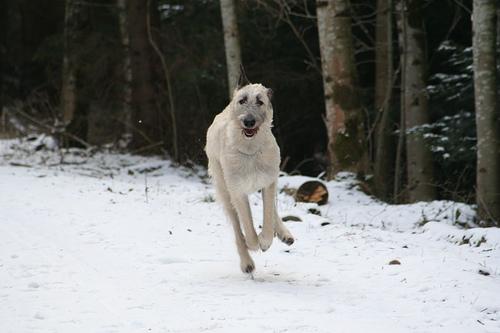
{"left": 245, "top": 236, "right": 260, "bottom": 252}
{"left": 277, "top": 231, "right": 295, "bottom": 246}
{"left": 240, "top": 258, "right": 255, "bottom": 274}
{"left": 258, "top": 232, "right": 273, "bottom": 252}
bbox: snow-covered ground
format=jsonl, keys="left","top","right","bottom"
{"left": 1, "top": 138, "right": 499, "bottom": 333}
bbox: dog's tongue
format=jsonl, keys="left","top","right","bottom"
{"left": 243, "top": 128, "right": 258, "bottom": 138}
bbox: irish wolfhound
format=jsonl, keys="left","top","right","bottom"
{"left": 205, "top": 65, "right": 294, "bottom": 274}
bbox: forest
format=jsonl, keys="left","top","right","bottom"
{"left": 2, "top": 1, "right": 500, "bottom": 331}
{"left": 0, "top": 0, "right": 499, "bottom": 226}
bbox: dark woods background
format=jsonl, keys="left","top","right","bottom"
{"left": 0, "top": 0, "right": 498, "bottom": 223}
{"left": 0, "top": 0, "right": 328, "bottom": 165}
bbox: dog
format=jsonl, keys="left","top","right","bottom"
{"left": 205, "top": 65, "right": 294, "bottom": 274}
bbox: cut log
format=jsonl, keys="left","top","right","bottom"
{"left": 294, "top": 181, "right": 329, "bottom": 205}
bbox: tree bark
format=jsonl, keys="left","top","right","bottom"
{"left": 472, "top": 0, "right": 500, "bottom": 226}
{"left": 127, "top": 0, "right": 161, "bottom": 149}
{"left": 220, "top": 0, "right": 242, "bottom": 98}
{"left": 316, "top": 0, "right": 368, "bottom": 178}
{"left": 60, "top": 0, "right": 89, "bottom": 146}
{"left": 0, "top": 0, "right": 5, "bottom": 127}
{"left": 397, "top": 0, "right": 435, "bottom": 202}
{"left": 497, "top": 7, "right": 500, "bottom": 52}
{"left": 373, "top": 0, "right": 395, "bottom": 201}
{"left": 117, "top": 0, "right": 133, "bottom": 147}
{"left": 60, "top": 0, "right": 79, "bottom": 127}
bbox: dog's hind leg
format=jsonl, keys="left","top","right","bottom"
{"left": 211, "top": 161, "right": 255, "bottom": 273}
{"left": 231, "top": 194, "right": 260, "bottom": 252}
{"left": 268, "top": 182, "right": 294, "bottom": 246}
{"left": 274, "top": 211, "right": 294, "bottom": 246}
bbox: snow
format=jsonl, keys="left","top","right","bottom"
{"left": 1, "top": 139, "right": 500, "bottom": 333}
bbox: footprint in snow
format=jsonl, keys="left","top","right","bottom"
{"left": 28, "top": 282, "right": 40, "bottom": 289}
{"left": 158, "top": 257, "right": 187, "bottom": 265}
{"left": 34, "top": 312, "right": 45, "bottom": 320}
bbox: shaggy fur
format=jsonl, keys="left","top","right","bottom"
{"left": 205, "top": 81, "right": 294, "bottom": 274}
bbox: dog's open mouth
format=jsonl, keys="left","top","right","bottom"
{"left": 242, "top": 127, "right": 259, "bottom": 138}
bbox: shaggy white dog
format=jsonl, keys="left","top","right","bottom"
{"left": 205, "top": 67, "right": 294, "bottom": 273}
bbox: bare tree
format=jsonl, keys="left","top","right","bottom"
{"left": 472, "top": 0, "right": 500, "bottom": 226}
{"left": 220, "top": 0, "right": 242, "bottom": 97}
{"left": 117, "top": 0, "right": 133, "bottom": 147}
{"left": 60, "top": 0, "right": 79, "bottom": 129}
{"left": 498, "top": 5, "right": 500, "bottom": 50}
{"left": 373, "top": 0, "right": 395, "bottom": 201}
{"left": 316, "top": 0, "right": 367, "bottom": 178}
{"left": 0, "top": 0, "right": 5, "bottom": 128}
{"left": 60, "top": 0, "right": 89, "bottom": 145}
{"left": 396, "top": 0, "right": 435, "bottom": 202}
{"left": 127, "top": 0, "right": 161, "bottom": 149}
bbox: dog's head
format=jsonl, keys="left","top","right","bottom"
{"left": 229, "top": 65, "right": 273, "bottom": 139}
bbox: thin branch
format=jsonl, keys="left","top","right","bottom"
{"left": 368, "top": 65, "right": 401, "bottom": 140}
{"left": 254, "top": 0, "right": 321, "bottom": 73}
{"left": 10, "top": 108, "right": 92, "bottom": 149}
{"left": 146, "top": 0, "right": 179, "bottom": 161}
{"left": 74, "top": 1, "right": 118, "bottom": 8}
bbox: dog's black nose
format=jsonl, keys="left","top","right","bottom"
{"left": 243, "top": 117, "right": 256, "bottom": 128}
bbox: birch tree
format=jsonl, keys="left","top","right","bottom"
{"left": 373, "top": 0, "right": 395, "bottom": 200}
{"left": 397, "top": 0, "right": 435, "bottom": 202}
{"left": 472, "top": 0, "right": 500, "bottom": 225}
{"left": 220, "top": 0, "right": 242, "bottom": 97}
{"left": 316, "top": 0, "right": 367, "bottom": 178}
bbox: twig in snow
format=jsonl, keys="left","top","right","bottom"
{"left": 144, "top": 173, "right": 149, "bottom": 203}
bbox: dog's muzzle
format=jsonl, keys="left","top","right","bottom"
{"left": 242, "top": 127, "right": 259, "bottom": 138}
{"left": 242, "top": 116, "right": 258, "bottom": 138}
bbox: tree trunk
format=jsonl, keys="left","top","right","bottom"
{"left": 61, "top": 0, "right": 79, "bottom": 127}
{"left": 393, "top": 0, "right": 406, "bottom": 202}
{"left": 60, "top": 0, "right": 88, "bottom": 146}
{"left": 497, "top": 7, "right": 500, "bottom": 51}
{"left": 397, "top": 0, "right": 435, "bottom": 202}
{"left": 473, "top": 0, "right": 500, "bottom": 226}
{"left": 220, "top": 0, "right": 242, "bottom": 97}
{"left": 127, "top": 0, "right": 161, "bottom": 150}
{"left": 316, "top": 0, "right": 368, "bottom": 178}
{"left": 117, "top": 0, "right": 133, "bottom": 147}
{"left": 373, "top": 0, "right": 395, "bottom": 201}
{"left": 0, "top": 0, "right": 5, "bottom": 127}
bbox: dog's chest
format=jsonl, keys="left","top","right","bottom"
{"left": 223, "top": 151, "right": 278, "bottom": 194}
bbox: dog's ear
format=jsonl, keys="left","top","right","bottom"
{"left": 267, "top": 88, "right": 273, "bottom": 101}
{"left": 237, "top": 64, "right": 250, "bottom": 90}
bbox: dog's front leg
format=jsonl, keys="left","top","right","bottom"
{"left": 259, "top": 182, "right": 277, "bottom": 251}
{"left": 210, "top": 160, "right": 255, "bottom": 273}
{"left": 231, "top": 194, "right": 260, "bottom": 251}
{"left": 222, "top": 198, "right": 256, "bottom": 273}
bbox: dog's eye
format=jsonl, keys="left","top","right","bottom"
{"left": 256, "top": 99, "right": 264, "bottom": 106}
{"left": 239, "top": 97, "right": 247, "bottom": 104}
